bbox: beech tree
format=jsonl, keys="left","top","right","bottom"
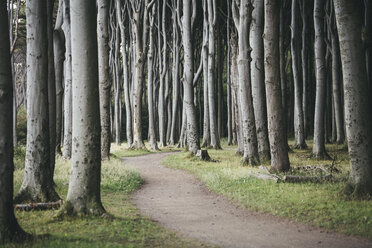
{"left": 0, "top": 2, "right": 26, "bottom": 241}
{"left": 62, "top": 0, "right": 104, "bottom": 215}
{"left": 334, "top": 0, "right": 372, "bottom": 196}
{"left": 264, "top": 0, "right": 290, "bottom": 172}
{"left": 15, "top": 0, "right": 60, "bottom": 203}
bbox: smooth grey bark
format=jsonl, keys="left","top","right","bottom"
{"left": 62, "top": 0, "right": 72, "bottom": 159}
{"left": 47, "top": 0, "right": 57, "bottom": 176}
{"left": 312, "top": 0, "right": 329, "bottom": 159}
{"left": 97, "top": 0, "right": 111, "bottom": 160}
{"left": 291, "top": 0, "right": 307, "bottom": 149}
{"left": 147, "top": 7, "right": 159, "bottom": 151}
{"left": 201, "top": 0, "right": 210, "bottom": 148}
{"left": 334, "top": 0, "right": 372, "bottom": 196}
{"left": 63, "top": 0, "right": 104, "bottom": 215}
{"left": 226, "top": 1, "right": 233, "bottom": 146}
{"left": 182, "top": 0, "right": 201, "bottom": 154}
{"left": 158, "top": 0, "right": 167, "bottom": 147}
{"left": 15, "top": 0, "right": 60, "bottom": 203}
{"left": 232, "top": 0, "right": 260, "bottom": 165}
{"left": 112, "top": 19, "right": 122, "bottom": 145}
{"left": 207, "top": 0, "right": 221, "bottom": 149}
{"left": 250, "top": 0, "right": 270, "bottom": 159}
{"left": 169, "top": 0, "right": 181, "bottom": 146}
{"left": 366, "top": 0, "right": 372, "bottom": 91}
{"left": 330, "top": 13, "right": 345, "bottom": 144}
{"left": 54, "top": 0, "right": 65, "bottom": 155}
{"left": 0, "top": 3, "right": 26, "bottom": 241}
{"left": 116, "top": 0, "right": 133, "bottom": 147}
{"left": 264, "top": 0, "right": 290, "bottom": 172}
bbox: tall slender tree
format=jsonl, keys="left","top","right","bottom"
{"left": 334, "top": 0, "right": 372, "bottom": 196}
{"left": 15, "top": 0, "right": 60, "bottom": 203}
{"left": 62, "top": 0, "right": 105, "bottom": 215}
{"left": 0, "top": 2, "right": 27, "bottom": 241}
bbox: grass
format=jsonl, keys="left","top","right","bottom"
{"left": 8, "top": 145, "right": 208, "bottom": 248}
{"left": 110, "top": 143, "right": 181, "bottom": 158}
{"left": 162, "top": 139, "right": 372, "bottom": 239}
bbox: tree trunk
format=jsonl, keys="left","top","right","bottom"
{"left": 62, "top": 0, "right": 105, "bottom": 215}
{"left": 15, "top": 0, "right": 60, "bottom": 203}
{"left": 47, "top": 0, "right": 57, "bottom": 177}
{"left": 250, "top": 0, "right": 271, "bottom": 159}
{"left": 182, "top": 0, "right": 201, "bottom": 154}
{"left": 291, "top": 0, "right": 307, "bottom": 149}
{"left": 97, "top": 0, "right": 111, "bottom": 160}
{"left": 62, "top": 0, "right": 73, "bottom": 159}
{"left": 233, "top": 0, "right": 260, "bottom": 165}
{"left": 264, "top": 0, "right": 291, "bottom": 172}
{"left": 366, "top": 0, "right": 372, "bottom": 92}
{"left": 226, "top": 1, "right": 233, "bottom": 146}
{"left": 334, "top": 0, "right": 372, "bottom": 196}
{"left": 312, "top": 0, "right": 329, "bottom": 158}
{"left": 0, "top": 3, "right": 27, "bottom": 241}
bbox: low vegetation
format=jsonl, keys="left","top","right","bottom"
{"left": 163, "top": 139, "right": 372, "bottom": 238}
{"left": 9, "top": 146, "right": 206, "bottom": 248}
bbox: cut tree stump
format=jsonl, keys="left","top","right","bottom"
{"left": 14, "top": 200, "right": 63, "bottom": 211}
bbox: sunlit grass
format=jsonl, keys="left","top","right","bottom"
{"left": 9, "top": 145, "right": 208, "bottom": 248}
{"left": 110, "top": 142, "right": 181, "bottom": 158}
{"left": 163, "top": 139, "right": 372, "bottom": 238}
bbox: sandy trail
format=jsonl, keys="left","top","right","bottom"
{"left": 125, "top": 152, "right": 372, "bottom": 248}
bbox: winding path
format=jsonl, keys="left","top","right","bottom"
{"left": 124, "top": 152, "right": 372, "bottom": 248}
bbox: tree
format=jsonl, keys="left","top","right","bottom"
{"left": 97, "top": 0, "right": 111, "bottom": 160}
{"left": 62, "top": 0, "right": 105, "bottom": 215}
{"left": 312, "top": 0, "right": 329, "bottom": 159}
{"left": 232, "top": 0, "right": 260, "bottom": 165}
{"left": 264, "top": 0, "right": 290, "bottom": 172}
{"left": 15, "top": 0, "right": 60, "bottom": 203}
{"left": 291, "top": 0, "right": 307, "bottom": 149}
{"left": 334, "top": 0, "right": 372, "bottom": 196}
{"left": 0, "top": 2, "right": 27, "bottom": 241}
{"left": 250, "top": 0, "right": 271, "bottom": 159}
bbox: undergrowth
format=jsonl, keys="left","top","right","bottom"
{"left": 163, "top": 139, "right": 372, "bottom": 239}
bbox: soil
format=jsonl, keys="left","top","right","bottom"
{"left": 124, "top": 152, "right": 372, "bottom": 248}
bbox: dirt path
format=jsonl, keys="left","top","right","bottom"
{"left": 125, "top": 153, "right": 372, "bottom": 248}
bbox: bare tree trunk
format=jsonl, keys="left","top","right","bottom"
{"left": 47, "top": 0, "right": 57, "bottom": 177}
{"left": 97, "top": 0, "right": 111, "bottom": 160}
{"left": 291, "top": 0, "right": 307, "bottom": 149}
{"left": 207, "top": 0, "right": 221, "bottom": 149}
{"left": 62, "top": 0, "right": 105, "bottom": 215}
{"left": 312, "top": 0, "right": 329, "bottom": 158}
{"left": 264, "top": 0, "right": 290, "bottom": 172}
{"left": 62, "top": 0, "right": 72, "bottom": 159}
{"left": 15, "top": 0, "right": 60, "bottom": 203}
{"left": 232, "top": 0, "right": 260, "bottom": 165}
{"left": 250, "top": 0, "right": 271, "bottom": 159}
{"left": 0, "top": 3, "right": 27, "bottom": 240}
{"left": 182, "top": 0, "right": 201, "bottom": 154}
{"left": 334, "top": 0, "right": 372, "bottom": 196}
{"left": 226, "top": 1, "right": 233, "bottom": 146}
{"left": 366, "top": 0, "right": 372, "bottom": 91}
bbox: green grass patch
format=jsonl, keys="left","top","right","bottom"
{"left": 163, "top": 140, "right": 372, "bottom": 239}
{"left": 110, "top": 143, "right": 181, "bottom": 158}
{"left": 9, "top": 146, "right": 207, "bottom": 248}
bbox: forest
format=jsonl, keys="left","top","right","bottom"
{"left": 1, "top": 0, "right": 372, "bottom": 247}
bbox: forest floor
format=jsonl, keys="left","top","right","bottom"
{"left": 127, "top": 143, "right": 372, "bottom": 248}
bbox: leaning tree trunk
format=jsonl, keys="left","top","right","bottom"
{"left": 264, "top": 0, "right": 290, "bottom": 172}
{"left": 0, "top": 3, "right": 27, "bottom": 241}
{"left": 182, "top": 0, "right": 201, "bottom": 154}
{"left": 334, "top": 0, "right": 372, "bottom": 196}
{"left": 312, "top": 0, "right": 329, "bottom": 159}
{"left": 97, "top": 0, "right": 111, "bottom": 160}
{"left": 62, "top": 0, "right": 73, "bottom": 160}
{"left": 291, "top": 0, "right": 307, "bottom": 149}
{"left": 232, "top": 0, "right": 260, "bottom": 165}
{"left": 15, "top": 0, "right": 60, "bottom": 204}
{"left": 62, "top": 0, "right": 105, "bottom": 215}
{"left": 250, "top": 0, "right": 271, "bottom": 160}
